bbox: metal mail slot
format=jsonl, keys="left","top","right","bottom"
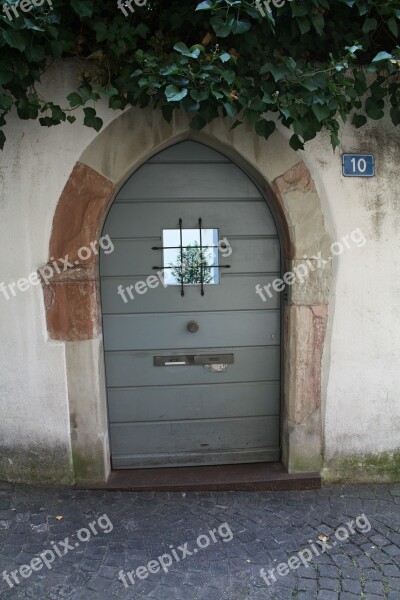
{"left": 154, "top": 354, "right": 234, "bottom": 366}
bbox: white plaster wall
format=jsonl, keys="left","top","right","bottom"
{"left": 0, "top": 61, "right": 116, "bottom": 480}
{"left": 297, "top": 121, "right": 400, "bottom": 464}
{"left": 0, "top": 60, "right": 399, "bottom": 480}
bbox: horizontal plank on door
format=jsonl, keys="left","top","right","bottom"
{"left": 101, "top": 274, "right": 280, "bottom": 313}
{"left": 102, "top": 310, "right": 280, "bottom": 351}
{"left": 149, "top": 141, "right": 230, "bottom": 163}
{"left": 116, "top": 163, "right": 261, "bottom": 200}
{"left": 100, "top": 237, "right": 280, "bottom": 277}
{"left": 104, "top": 345, "right": 280, "bottom": 387}
{"left": 112, "top": 447, "right": 281, "bottom": 468}
{"left": 110, "top": 415, "right": 280, "bottom": 454}
{"left": 103, "top": 201, "right": 276, "bottom": 238}
{"left": 108, "top": 381, "right": 280, "bottom": 422}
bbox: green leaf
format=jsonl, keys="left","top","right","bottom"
{"left": 223, "top": 102, "right": 237, "bottom": 117}
{"left": 372, "top": 51, "right": 393, "bottom": 63}
{"left": 260, "top": 62, "right": 289, "bottom": 82}
{"left": 312, "top": 105, "right": 331, "bottom": 122}
{"left": 83, "top": 107, "right": 103, "bottom": 131}
{"left": 49, "top": 41, "right": 64, "bottom": 58}
{"left": 0, "top": 71, "right": 13, "bottom": 85}
{"left": 311, "top": 13, "right": 325, "bottom": 35}
{"left": 67, "top": 116, "right": 77, "bottom": 124}
{"left": 387, "top": 17, "right": 398, "bottom": 38}
{"left": 190, "top": 115, "right": 207, "bottom": 129}
{"left": 0, "top": 95, "right": 13, "bottom": 110}
{"left": 219, "top": 52, "right": 231, "bottom": 63}
{"left": 365, "top": 98, "right": 384, "bottom": 120}
{"left": 352, "top": 114, "right": 367, "bottom": 128}
{"left": 362, "top": 17, "right": 378, "bottom": 33}
{"left": 160, "top": 65, "right": 180, "bottom": 76}
{"left": 222, "top": 70, "right": 235, "bottom": 85}
{"left": 211, "top": 16, "right": 233, "bottom": 37}
{"left": 109, "top": 96, "right": 125, "bottom": 110}
{"left": 67, "top": 93, "right": 83, "bottom": 108}
{"left": 190, "top": 89, "right": 209, "bottom": 102}
{"left": 23, "top": 18, "right": 45, "bottom": 32}
{"left": 196, "top": 0, "right": 213, "bottom": 10}
{"left": 255, "top": 119, "right": 276, "bottom": 139}
{"left": 135, "top": 23, "right": 149, "bottom": 39}
{"left": 2, "top": 31, "right": 28, "bottom": 52}
{"left": 289, "top": 134, "right": 304, "bottom": 151}
{"left": 39, "top": 116, "right": 57, "bottom": 127}
{"left": 17, "top": 98, "right": 39, "bottom": 120}
{"left": 165, "top": 85, "right": 188, "bottom": 102}
{"left": 390, "top": 106, "right": 400, "bottom": 127}
{"left": 162, "top": 104, "right": 174, "bottom": 123}
{"left": 173, "top": 42, "right": 201, "bottom": 59}
{"left": 15, "top": 62, "right": 29, "bottom": 79}
{"left": 25, "top": 45, "right": 46, "bottom": 62}
{"left": 0, "top": 130, "right": 5, "bottom": 150}
{"left": 291, "top": 4, "right": 308, "bottom": 17}
{"left": 296, "top": 17, "right": 311, "bottom": 35}
{"left": 94, "top": 22, "right": 108, "bottom": 42}
{"left": 71, "top": 0, "right": 94, "bottom": 17}
{"left": 231, "top": 20, "right": 251, "bottom": 34}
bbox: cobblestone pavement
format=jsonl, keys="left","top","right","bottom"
{"left": 0, "top": 482, "right": 400, "bottom": 599}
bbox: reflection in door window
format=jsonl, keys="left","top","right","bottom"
{"left": 162, "top": 229, "right": 220, "bottom": 286}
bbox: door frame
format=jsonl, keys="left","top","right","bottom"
{"left": 42, "top": 107, "right": 332, "bottom": 483}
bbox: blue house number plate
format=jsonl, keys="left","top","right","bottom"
{"left": 342, "top": 154, "right": 375, "bottom": 177}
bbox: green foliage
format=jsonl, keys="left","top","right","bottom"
{"left": 170, "top": 242, "right": 213, "bottom": 284}
{"left": 0, "top": 0, "right": 399, "bottom": 150}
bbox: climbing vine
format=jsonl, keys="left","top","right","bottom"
{"left": 0, "top": 0, "right": 399, "bottom": 150}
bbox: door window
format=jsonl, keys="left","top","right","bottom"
{"left": 162, "top": 227, "right": 220, "bottom": 286}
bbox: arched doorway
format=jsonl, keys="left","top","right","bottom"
{"left": 100, "top": 141, "right": 282, "bottom": 469}
{"left": 44, "top": 107, "right": 331, "bottom": 483}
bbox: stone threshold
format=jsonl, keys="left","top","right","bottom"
{"left": 76, "top": 462, "right": 321, "bottom": 492}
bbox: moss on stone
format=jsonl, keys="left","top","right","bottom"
{"left": 71, "top": 448, "right": 106, "bottom": 484}
{"left": 323, "top": 451, "right": 400, "bottom": 483}
{"left": 0, "top": 447, "right": 73, "bottom": 485}
{"left": 289, "top": 453, "right": 323, "bottom": 473}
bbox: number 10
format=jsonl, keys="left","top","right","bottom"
{"left": 351, "top": 157, "right": 367, "bottom": 173}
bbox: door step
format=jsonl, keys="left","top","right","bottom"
{"left": 76, "top": 462, "right": 321, "bottom": 491}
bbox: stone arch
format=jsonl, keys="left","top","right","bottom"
{"left": 42, "top": 107, "right": 332, "bottom": 482}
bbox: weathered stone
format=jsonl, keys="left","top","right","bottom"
{"left": 288, "top": 258, "right": 331, "bottom": 305}
{"left": 42, "top": 279, "right": 101, "bottom": 342}
{"left": 284, "top": 305, "right": 328, "bottom": 424}
{"left": 49, "top": 162, "right": 115, "bottom": 263}
{"left": 274, "top": 161, "right": 317, "bottom": 194}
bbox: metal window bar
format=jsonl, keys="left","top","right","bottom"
{"left": 179, "top": 217, "right": 184, "bottom": 297}
{"left": 199, "top": 217, "right": 204, "bottom": 296}
{"left": 152, "top": 219, "right": 231, "bottom": 296}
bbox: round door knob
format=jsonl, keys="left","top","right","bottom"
{"left": 187, "top": 320, "right": 199, "bottom": 333}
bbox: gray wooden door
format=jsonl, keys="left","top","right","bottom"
{"left": 100, "top": 141, "right": 281, "bottom": 469}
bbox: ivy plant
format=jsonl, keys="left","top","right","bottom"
{"left": 0, "top": 0, "right": 399, "bottom": 150}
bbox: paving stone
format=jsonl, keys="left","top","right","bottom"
{"left": 317, "top": 564, "right": 339, "bottom": 577}
{"left": 383, "top": 544, "right": 400, "bottom": 556}
{"left": 317, "top": 590, "right": 338, "bottom": 600}
{"left": 0, "top": 483, "right": 399, "bottom": 600}
{"left": 342, "top": 578, "right": 363, "bottom": 594}
{"left": 319, "top": 577, "right": 340, "bottom": 591}
{"left": 364, "top": 580, "right": 385, "bottom": 595}
{"left": 370, "top": 534, "right": 390, "bottom": 547}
